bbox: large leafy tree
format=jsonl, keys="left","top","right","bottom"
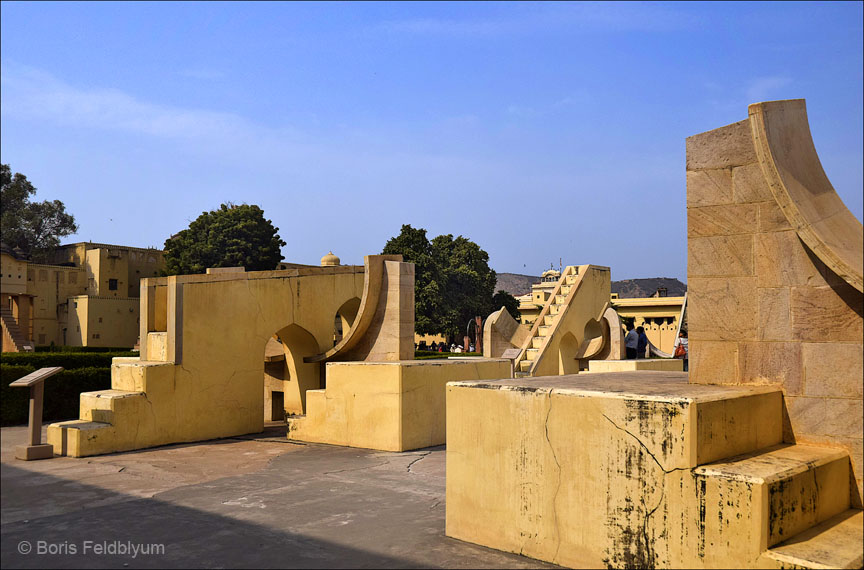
{"left": 382, "top": 224, "right": 498, "bottom": 341}
{"left": 1, "top": 163, "right": 78, "bottom": 260}
{"left": 163, "top": 203, "right": 286, "bottom": 275}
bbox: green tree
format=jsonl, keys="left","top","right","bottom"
{"left": 1, "top": 163, "right": 78, "bottom": 260}
{"left": 382, "top": 225, "right": 498, "bottom": 341}
{"left": 492, "top": 290, "right": 521, "bottom": 321}
{"left": 382, "top": 225, "right": 442, "bottom": 335}
{"left": 163, "top": 203, "right": 286, "bottom": 275}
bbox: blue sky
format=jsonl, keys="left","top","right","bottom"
{"left": 2, "top": 1, "right": 861, "bottom": 282}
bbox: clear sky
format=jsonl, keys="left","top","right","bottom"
{"left": 2, "top": 1, "right": 861, "bottom": 282}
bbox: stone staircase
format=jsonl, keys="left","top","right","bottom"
{"left": 514, "top": 266, "right": 579, "bottom": 377}
{"left": 692, "top": 441, "right": 860, "bottom": 568}
{"left": 0, "top": 306, "right": 33, "bottom": 352}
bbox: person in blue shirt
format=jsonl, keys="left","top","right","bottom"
{"left": 636, "top": 326, "right": 648, "bottom": 359}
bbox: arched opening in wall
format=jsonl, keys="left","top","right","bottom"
{"left": 332, "top": 297, "right": 361, "bottom": 346}
{"left": 558, "top": 331, "right": 580, "bottom": 375}
{"left": 262, "top": 324, "right": 320, "bottom": 422}
{"left": 576, "top": 318, "right": 604, "bottom": 370}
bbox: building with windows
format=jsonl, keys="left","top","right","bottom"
{"left": 1, "top": 242, "right": 164, "bottom": 350}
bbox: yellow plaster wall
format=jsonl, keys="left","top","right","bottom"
{"left": 1, "top": 252, "right": 29, "bottom": 296}
{"left": 288, "top": 358, "right": 511, "bottom": 451}
{"left": 444, "top": 376, "right": 856, "bottom": 569}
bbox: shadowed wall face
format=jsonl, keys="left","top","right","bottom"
{"left": 685, "top": 107, "right": 863, "bottom": 501}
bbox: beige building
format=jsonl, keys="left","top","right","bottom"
{"left": 517, "top": 269, "right": 686, "bottom": 354}
{"left": 1, "top": 242, "right": 164, "bottom": 350}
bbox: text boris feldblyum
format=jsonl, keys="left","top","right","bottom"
{"left": 35, "top": 540, "right": 165, "bottom": 558}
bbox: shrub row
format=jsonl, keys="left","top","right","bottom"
{"left": 35, "top": 345, "right": 133, "bottom": 353}
{"left": 1, "top": 352, "right": 136, "bottom": 369}
{"left": 1, "top": 365, "right": 111, "bottom": 426}
{"left": 414, "top": 351, "right": 481, "bottom": 360}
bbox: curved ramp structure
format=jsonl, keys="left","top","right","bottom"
{"left": 749, "top": 100, "right": 863, "bottom": 292}
{"left": 686, "top": 98, "right": 864, "bottom": 501}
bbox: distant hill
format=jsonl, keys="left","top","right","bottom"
{"left": 495, "top": 272, "right": 686, "bottom": 299}
{"left": 611, "top": 278, "right": 687, "bottom": 298}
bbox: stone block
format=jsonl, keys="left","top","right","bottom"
{"left": 688, "top": 278, "right": 757, "bottom": 341}
{"left": 686, "top": 119, "right": 757, "bottom": 171}
{"left": 689, "top": 339, "right": 738, "bottom": 384}
{"left": 755, "top": 231, "right": 828, "bottom": 288}
{"left": 758, "top": 287, "right": 791, "bottom": 341}
{"left": 688, "top": 204, "right": 757, "bottom": 237}
{"left": 732, "top": 163, "right": 774, "bottom": 203}
{"left": 686, "top": 169, "right": 733, "bottom": 207}
{"left": 791, "top": 285, "right": 863, "bottom": 342}
{"left": 737, "top": 341, "right": 803, "bottom": 395}
{"left": 689, "top": 235, "right": 754, "bottom": 277}
{"left": 802, "top": 343, "right": 864, "bottom": 399}
{"left": 758, "top": 200, "right": 793, "bottom": 233}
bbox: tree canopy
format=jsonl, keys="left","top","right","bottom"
{"left": 382, "top": 224, "right": 499, "bottom": 340}
{"left": 163, "top": 203, "right": 286, "bottom": 275}
{"left": 1, "top": 163, "right": 78, "bottom": 260}
{"left": 492, "top": 290, "right": 521, "bottom": 321}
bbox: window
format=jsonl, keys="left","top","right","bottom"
{"left": 109, "top": 279, "right": 118, "bottom": 291}
{"left": 98, "top": 317, "right": 103, "bottom": 323}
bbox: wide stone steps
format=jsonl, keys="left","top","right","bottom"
{"left": 531, "top": 336, "right": 545, "bottom": 349}
{"left": 694, "top": 443, "right": 851, "bottom": 550}
{"left": 762, "top": 509, "right": 863, "bottom": 569}
{"left": 525, "top": 348, "right": 539, "bottom": 361}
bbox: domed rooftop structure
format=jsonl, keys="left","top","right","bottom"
{"left": 320, "top": 251, "right": 340, "bottom": 267}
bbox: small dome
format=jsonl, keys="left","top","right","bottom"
{"left": 320, "top": 251, "right": 340, "bottom": 266}
{"left": 541, "top": 268, "right": 560, "bottom": 279}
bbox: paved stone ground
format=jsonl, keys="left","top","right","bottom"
{"left": 1, "top": 425, "right": 558, "bottom": 569}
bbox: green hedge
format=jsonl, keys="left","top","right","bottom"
{"left": 0, "top": 352, "right": 136, "bottom": 369}
{"left": 1, "top": 365, "right": 111, "bottom": 426}
{"left": 414, "top": 351, "right": 481, "bottom": 360}
{"left": 35, "top": 345, "right": 133, "bottom": 353}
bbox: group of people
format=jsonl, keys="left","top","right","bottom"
{"left": 416, "top": 341, "right": 474, "bottom": 353}
{"left": 624, "top": 322, "right": 689, "bottom": 371}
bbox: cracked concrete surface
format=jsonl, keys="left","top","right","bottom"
{"left": 1, "top": 425, "right": 558, "bottom": 569}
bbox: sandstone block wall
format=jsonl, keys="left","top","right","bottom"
{"left": 686, "top": 103, "right": 863, "bottom": 501}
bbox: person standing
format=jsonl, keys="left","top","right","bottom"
{"left": 673, "top": 330, "right": 689, "bottom": 372}
{"left": 624, "top": 323, "right": 639, "bottom": 359}
{"left": 636, "top": 326, "right": 648, "bottom": 359}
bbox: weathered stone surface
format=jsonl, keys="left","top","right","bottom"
{"left": 733, "top": 163, "right": 774, "bottom": 204}
{"left": 758, "top": 288, "right": 791, "bottom": 341}
{"left": 689, "top": 277, "right": 758, "bottom": 341}
{"left": 756, "top": 231, "right": 828, "bottom": 288}
{"left": 689, "top": 235, "right": 754, "bottom": 277}
{"left": 686, "top": 119, "right": 757, "bottom": 171}
{"left": 737, "top": 341, "right": 803, "bottom": 395}
{"left": 802, "top": 342, "right": 864, "bottom": 399}
{"left": 688, "top": 204, "right": 757, "bottom": 237}
{"left": 758, "top": 200, "right": 793, "bottom": 233}
{"left": 785, "top": 397, "right": 863, "bottom": 439}
{"left": 686, "top": 169, "right": 733, "bottom": 207}
{"left": 791, "top": 285, "right": 863, "bottom": 342}
{"left": 689, "top": 340, "right": 738, "bottom": 384}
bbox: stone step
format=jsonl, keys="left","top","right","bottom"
{"left": 517, "top": 360, "right": 532, "bottom": 372}
{"left": 531, "top": 336, "right": 545, "bottom": 349}
{"left": 549, "top": 305, "right": 560, "bottom": 315}
{"left": 554, "top": 294, "right": 566, "bottom": 304}
{"left": 146, "top": 331, "right": 168, "bottom": 361}
{"left": 560, "top": 285, "right": 571, "bottom": 295}
{"left": 543, "top": 314, "right": 555, "bottom": 326}
{"left": 46, "top": 420, "right": 115, "bottom": 457}
{"left": 80, "top": 390, "right": 147, "bottom": 424}
{"left": 525, "top": 348, "right": 539, "bottom": 361}
{"left": 694, "top": 444, "right": 850, "bottom": 549}
{"left": 538, "top": 326, "right": 550, "bottom": 336}
{"left": 565, "top": 274, "right": 577, "bottom": 284}
{"left": 762, "top": 509, "right": 863, "bottom": 569}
